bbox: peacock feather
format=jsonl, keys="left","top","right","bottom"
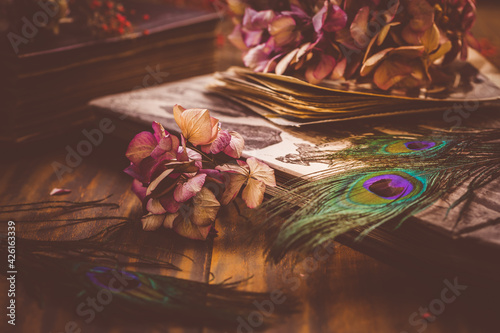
{"left": 0, "top": 197, "right": 294, "bottom": 328}
{"left": 261, "top": 128, "right": 500, "bottom": 263}
{"left": 0, "top": 233, "right": 294, "bottom": 328}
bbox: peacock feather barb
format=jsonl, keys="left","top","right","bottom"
{"left": 0, "top": 196, "right": 294, "bottom": 328}
{"left": 0, "top": 234, "right": 294, "bottom": 328}
{"left": 261, "top": 128, "right": 500, "bottom": 263}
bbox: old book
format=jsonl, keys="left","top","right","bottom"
{"left": 0, "top": 2, "right": 220, "bottom": 144}
{"left": 89, "top": 57, "right": 500, "bottom": 284}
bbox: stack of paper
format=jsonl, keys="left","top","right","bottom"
{"left": 210, "top": 60, "right": 500, "bottom": 126}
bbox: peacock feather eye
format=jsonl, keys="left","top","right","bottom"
{"left": 404, "top": 141, "right": 436, "bottom": 151}
{"left": 381, "top": 139, "right": 446, "bottom": 154}
{"left": 87, "top": 267, "right": 141, "bottom": 291}
{"left": 346, "top": 170, "right": 425, "bottom": 206}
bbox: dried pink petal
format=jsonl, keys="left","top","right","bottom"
{"left": 242, "top": 177, "right": 267, "bottom": 208}
{"left": 49, "top": 188, "right": 72, "bottom": 196}
{"left": 243, "top": 43, "right": 273, "bottom": 72}
{"left": 223, "top": 131, "right": 245, "bottom": 158}
{"left": 173, "top": 173, "right": 207, "bottom": 203}
{"left": 125, "top": 131, "right": 156, "bottom": 165}
{"left": 305, "top": 54, "right": 336, "bottom": 84}
{"left": 269, "top": 15, "right": 297, "bottom": 47}
{"left": 246, "top": 157, "right": 276, "bottom": 187}
{"left": 131, "top": 179, "right": 147, "bottom": 202}
{"left": 228, "top": 24, "right": 248, "bottom": 50}
{"left": 350, "top": 6, "right": 370, "bottom": 48}
{"left": 219, "top": 173, "right": 248, "bottom": 205}
{"left": 152, "top": 121, "right": 166, "bottom": 142}
{"left": 313, "top": 3, "right": 347, "bottom": 34}
{"left": 201, "top": 130, "right": 232, "bottom": 155}
{"left": 159, "top": 193, "right": 181, "bottom": 214}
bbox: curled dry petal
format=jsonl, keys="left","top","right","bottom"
{"left": 402, "top": 0, "right": 435, "bottom": 45}
{"left": 313, "top": 3, "right": 347, "bottom": 34}
{"left": 243, "top": 43, "right": 273, "bottom": 71}
{"left": 228, "top": 24, "right": 247, "bottom": 50}
{"left": 201, "top": 130, "right": 232, "bottom": 154}
{"left": 242, "top": 177, "right": 267, "bottom": 208}
{"left": 159, "top": 192, "right": 181, "bottom": 214}
{"left": 305, "top": 54, "right": 336, "bottom": 84}
{"left": 126, "top": 122, "right": 179, "bottom": 168}
{"left": 223, "top": 131, "right": 245, "bottom": 158}
{"left": 361, "top": 48, "right": 394, "bottom": 76}
{"left": 161, "top": 193, "right": 181, "bottom": 213}
{"left": 373, "top": 56, "right": 429, "bottom": 90}
{"left": 428, "top": 41, "right": 452, "bottom": 63}
{"left": 269, "top": 15, "right": 298, "bottom": 47}
{"left": 421, "top": 24, "right": 440, "bottom": 53}
{"left": 173, "top": 105, "right": 219, "bottom": 146}
{"left": 152, "top": 121, "right": 166, "bottom": 142}
{"left": 173, "top": 173, "right": 207, "bottom": 203}
{"left": 146, "top": 169, "right": 174, "bottom": 197}
{"left": 177, "top": 147, "right": 202, "bottom": 169}
{"left": 216, "top": 160, "right": 250, "bottom": 174}
{"left": 350, "top": 6, "right": 370, "bottom": 48}
{"left": 151, "top": 134, "right": 179, "bottom": 160}
{"left": 131, "top": 179, "right": 147, "bottom": 202}
{"left": 330, "top": 58, "right": 347, "bottom": 80}
{"left": 276, "top": 48, "right": 300, "bottom": 75}
{"left": 246, "top": 157, "right": 276, "bottom": 187}
{"left": 243, "top": 8, "right": 275, "bottom": 31}
{"left": 243, "top": 29, "right": 264, "bottom": 48}
{"left": 191, "top": 188, "right": 220, "bottom": 227}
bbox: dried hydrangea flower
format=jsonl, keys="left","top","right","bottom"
{"left": 125, "top": 108, "right": 275, "bottom": 240}
{"left": 228, "top": 0, "right": 480, "bottom": 89}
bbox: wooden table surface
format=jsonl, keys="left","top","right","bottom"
{"left": 2, "top": 3, "right": 500, "bottom": 333}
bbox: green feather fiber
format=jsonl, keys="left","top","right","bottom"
{"left": 260, "top": 128, "right": 500, "bottom": 263}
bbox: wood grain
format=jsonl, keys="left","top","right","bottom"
{"left": 2, "top": 120, "right": 500, "bottom": 333}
